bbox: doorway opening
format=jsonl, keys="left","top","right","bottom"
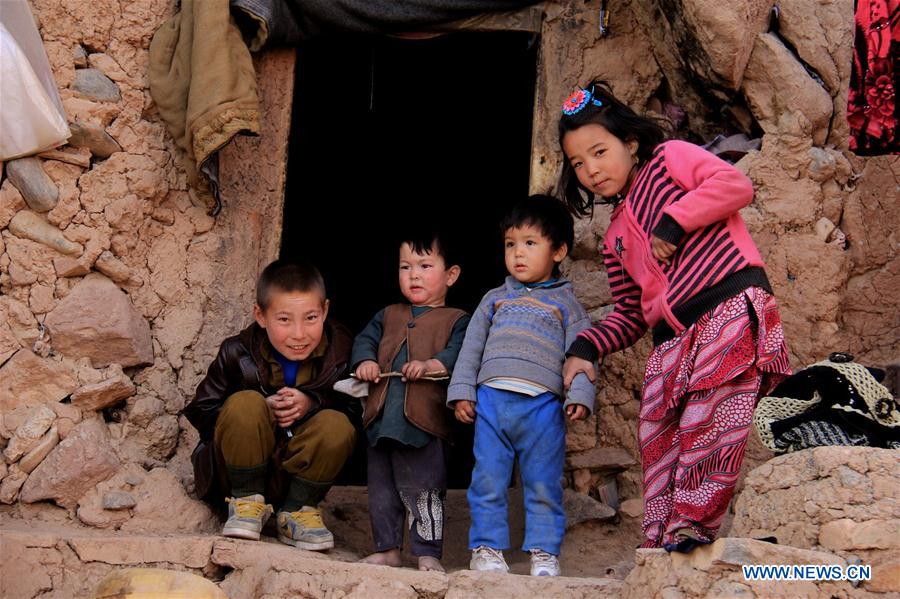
{"left": 281, "top": 30, "right": 539, "bottom": 486}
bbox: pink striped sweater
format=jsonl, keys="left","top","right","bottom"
{"left": 567, "top": 140, "right": 772, "bottom": 362}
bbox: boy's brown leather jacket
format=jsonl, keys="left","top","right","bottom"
{"left": 184, "top": 320, "right": 356, "bottom": 501}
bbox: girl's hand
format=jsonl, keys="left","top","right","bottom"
{"left": 566, "top": 405, "right": 588, "bottom": 421}
{"left": 355, "top": 360, "right": 381, "bottom": 382}
{"left": 651, "top": 235, "right": 677, "bottom": 261}
{"left": 563, "top": 356, "right": 596, "bottom": 389}
{"left": 453, "top": 400, "right": 476, "bottom": 424}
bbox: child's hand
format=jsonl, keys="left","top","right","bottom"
{"left": 355, "top": 360, "right": 381, "bottom": 382}
{"left": 566, "top": 405, "right": 588, "bottom": 421}
{"left": 266, "top": 387, "right": 314, "bottom": 428}
{"left": 453, "top": 400, "right": 476, "bottom": 424}
{"left": 563, "top": 356, "right": 595, "bottom": 389}
{"left": 401, "top": 358, "right": 444, "bottom": 381}
{"left": 651, "top": 235, "right": 677, "bottom": 261}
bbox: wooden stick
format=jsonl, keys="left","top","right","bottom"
{"left": 353, "top": 371, "right": 450, "bottom": 381}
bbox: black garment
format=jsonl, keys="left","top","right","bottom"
{"left": 367, "top": 437, "right": 447, "bottom": 558}
{"left": 231, "top": 0, "right": 543, "bottom": 47}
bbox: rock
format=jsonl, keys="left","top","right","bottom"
{"left": 37, "top": 147, "right": 92, "bottom": 168}
{"left": 566, "top": 260, "right": 612, "bottom": 310}
{"left": 776, "top": 0, "right": 854, "bottom": 96}
{"left": 8, "top": 210, "right": 83, "bottom": 255}
{"left": 115, "top": 414, "right": 180, "bottom": 463}
{"left": 5, "top": 157, "right": 59, "bottom": 212}
{"left": 620, "top": 538, "right": 854, "bottom": 599}
{"left": 0, "top": 179, "right": 27, "bottom": 229}
{"left": 119, "top": 467, "right": 217, "bottom": 533}
{"left": 71, "top": 372, "right": 136, "bottom": 411}
{"left": 71, "top": 69, "right": 121, "bottom": 102}
{"left": 19, "top": 426, "right": 60, "bottom": 474}
{"left": 53, "top": 256, "right": 91, "bottom": 278}
{"left": 127, "top": 395, "right": 165, "bottom": 427}
{"left": 564, "top": 488, "right": 617, "bottom": 527}
{"left": 742, "top": 33, "right": 834, "bottom": 145}
{"left": 573, "top": 468, "right": 592, "bottom": 493}
{"left": 67, "top": 121, "right": 122, "bottom": 158}
{"left": 0, "top": 350, "right": 77, "bottom": 432}
{"left": 565, "top": 446, "right": 637, "bottom": 473}
{"left": 124, "top": 473, "right": 143, "bottom": 486}
{"left": 73, "top": 44, "right": 87, "bottom": 68}
{"left": 0, "top": 296, "right": 40, "bottom": 347}
{"left": 29, "top": 283, "right": 56, "bottom": 315}
{"left": 94, "top": 251, "right": 139, "bottom": 284}
{"left": 619, "top": 498, "right": 644, "bottom": 519}
{"left": 678, "top": 0, "right": 774, "bottom": 90}
{"left": 51, "top": 401, "right": 83, "bottom": 423}
{"left": 56, "top": 418, "right": 76, "bottom": 439}
{"left": 0, "top": 461, "right": 6, "bottom": 482}
{"left": 0, "top": 465, "right": 28, "bottom": 504}
{"left": 3, "top": 404, "right": 57, "bottom": 462}
{"left": 19, "top": 417, "right": 120, "bottom": 508}
{"left": 101, "top": 490, "right": 136, "bottom": 510}
{"left": 45, "top": 274, "right": 153, "bottom": 368}
{"left": 819, "top": 519, "right": 900, "bottom": 552}
{"left": 732, "top": 447, "right": 899, "bottom": 558}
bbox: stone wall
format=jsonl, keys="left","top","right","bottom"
{"left": 0, "top": 0, "right": 897, "bottom": 537}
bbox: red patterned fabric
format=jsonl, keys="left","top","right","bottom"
{"left": 638, "top": 287, "right": 790, "bottom": 548}
{"left": 848, "top": 0, "right": 899, "bottom": 154}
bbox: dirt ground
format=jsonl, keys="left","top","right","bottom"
{"left": 316, "top": 486, "right": 645, "bottom": 579}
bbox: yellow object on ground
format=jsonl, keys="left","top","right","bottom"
{"left": 91, "top": 568, "right": 227, "bottom": 599}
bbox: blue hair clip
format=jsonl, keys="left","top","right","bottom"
{"left": 562, "top": 88, "right": 604, "bottom": 115}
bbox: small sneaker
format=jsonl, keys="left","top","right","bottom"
{"left": 222, "top": 494, "right": 273, "bottom": 540}
{"left": 469, "top": 546, "right": 509, "bottom": 573}
{"left": 277, "top": 506, "right": 334, "bottom": 550}
{"left": 529, "top": 549, "right": 560, "bottom": 576}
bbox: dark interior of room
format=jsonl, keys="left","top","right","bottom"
{"left": 281, "top": 30, "right": 539, "bottom": 487}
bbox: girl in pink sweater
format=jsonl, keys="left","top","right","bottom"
{"left": 559, "top": 80, "right": 791, "bottom": 552}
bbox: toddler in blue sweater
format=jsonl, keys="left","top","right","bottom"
{"left": 448, "top": 194, "right": 595, "bottom": 577}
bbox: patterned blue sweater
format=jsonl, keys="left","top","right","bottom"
{"left": 448, "top": 276, "right": 596, "bottom": 412}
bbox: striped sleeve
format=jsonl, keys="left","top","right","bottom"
{"left": 662, "top": 140, "right": 754, "bottom": 233}
{"left": 567, "top": 245, "right": 648, "bottom": 361}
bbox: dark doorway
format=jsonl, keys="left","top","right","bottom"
{"left": 281, "top": 31, "right": 538, "bottom": 487}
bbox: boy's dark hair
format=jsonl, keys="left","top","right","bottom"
{"left": 256, "top": 260, "right": 326, "bottom": 310}
{"left": 500, "top": 195, "right": 574, "bottom": 276}
{"left": 558, "top": 79, "right": 669, "bottom": 217}
{"left": 400, "top": 227, "right": 459, "bottom": 268}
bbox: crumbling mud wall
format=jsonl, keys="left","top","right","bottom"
{"left": 0, "top": 0, "right": 896, "bottom": 538}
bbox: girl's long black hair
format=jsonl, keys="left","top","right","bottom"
{"left": 557, "top": 79, "right": 669, "bottom": 217}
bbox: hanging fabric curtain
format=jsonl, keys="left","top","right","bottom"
{"left": 847, "top": 0, "right": 899, "bottom": 154}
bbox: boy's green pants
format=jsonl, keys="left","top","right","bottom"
{"left": 213, "top": 390, "right": 356, "bottom": 504}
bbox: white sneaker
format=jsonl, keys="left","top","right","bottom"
{"left": 530, "top": 549, "right": 560, "bottom": 576}
{"left": 469, "top": 546, "right": 509, "bottom": 573}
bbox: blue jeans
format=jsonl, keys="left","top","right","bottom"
{"left": 467, "top": 386, "right": 566, "bottom": 555}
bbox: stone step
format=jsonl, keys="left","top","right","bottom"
{"left": 0, "top": 524, "right": 624, "bottom": 599}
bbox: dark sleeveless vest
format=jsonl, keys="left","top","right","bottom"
{"left": 363, "top": 304, "right": 467, "bottom": 440}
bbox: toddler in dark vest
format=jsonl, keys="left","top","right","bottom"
{"left": 352, "top": 229, "right": 470, "bottom": 572}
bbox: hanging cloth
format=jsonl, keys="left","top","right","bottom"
{"left": 847, "top": 0, "right": 900, "bottom": 154}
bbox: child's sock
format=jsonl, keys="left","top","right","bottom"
{"left": 226, "top": 463, "right": 267, "bottom": 498}
{"left": 281, "top": 476, "right": 331, "bottom": 512}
